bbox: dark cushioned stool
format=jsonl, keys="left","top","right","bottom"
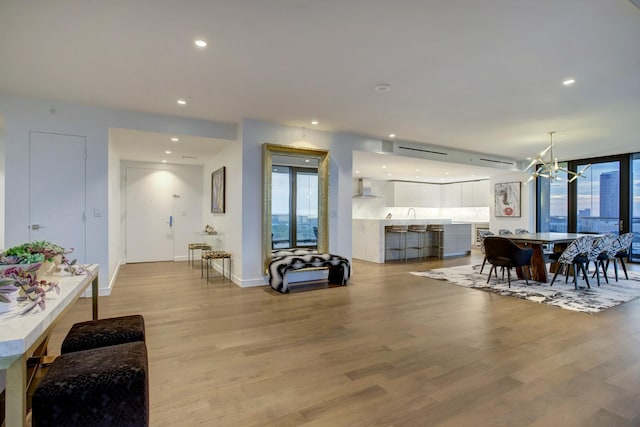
{"left": 61, "top": 314, "right": 145, "bottom": 354}
{"left": 32, "top": 341, "right": 149, "bottom": 427}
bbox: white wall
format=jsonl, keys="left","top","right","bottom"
{"left": 240, "top": 119, "right": 382, "bottom": 287}
{"left": 489, "top": 171, "right": 535, "bottom": 233}
{"left": 201, "top": 141, "right": 242, "bottom": 282}
{"left": 0, "top": 116, "right": 5, "bottom": 249}
{"left": 107, "top": 132, "right": 121, "bottom": 293}
{"left": 0, "top": 94, "right": 237, "bottom": 292}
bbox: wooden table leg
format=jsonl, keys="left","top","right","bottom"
{"left": 516, "top": 243, "right": 548, "bottom": 282}
{"left": 6, "top": 354, "right": 28, "bottom": 427}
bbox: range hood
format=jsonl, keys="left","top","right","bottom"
{"left": 353, "top": 178, "right": 380, "bottom": 198}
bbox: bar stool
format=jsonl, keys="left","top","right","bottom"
{"left": 408, "top": 225, "right": 428, "bottom": 260}
{"left": 386, "top": 225, "right": 408, "bottom": 262}
{"left": 188, "top": 243, "right": 211, "bottom": 267}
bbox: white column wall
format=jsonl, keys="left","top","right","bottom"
{"left": 240, "top": 119, "right": 380, "bottom": 287}
{"left": 0, "top": 94, "right": 236, "bottom": 292}
{"left": 489, "top": 171, "right": 536, "bottom": 233}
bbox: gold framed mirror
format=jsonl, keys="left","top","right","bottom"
{"left": 262, "top": 144, "right": 329, "bottom": 270}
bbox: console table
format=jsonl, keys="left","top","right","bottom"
{"left": 0, "top": 264, "right": 99, "bottom": 427}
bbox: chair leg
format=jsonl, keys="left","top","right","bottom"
{"left": 579, "top": 263, "right": 590, "bottom": 289}
{"left": 550, "top": 267, "right": 561, "bottom": 286}
{"left": 487, "top": 266, "right": 494, "bottom": 284}
{"left": 620, "top": 257, "right": 629, "bottom": 280}
{"left": 480, "top": 256, "right": 487, "bottom": 273}
{"left": 506, "top": 268, "right": 511, "bottom": 288}
{"left": 600, "top": 260, "right": 609, "bottom": 284}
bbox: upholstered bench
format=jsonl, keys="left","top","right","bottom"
{"left": 61, "top": 314, "right": 145, "bottom": 354}
{"left": 32, "top": 341, "right": 149, "bottom": 427}
{"left": 268, "top": 249, "right": 351, "bottom": 293}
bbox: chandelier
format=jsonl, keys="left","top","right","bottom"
{"left": 524, "top": 131, "right": 591, "bottom": 183}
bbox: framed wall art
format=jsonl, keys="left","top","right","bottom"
{"left": 494, "top": 182, "right": 521, "bottom": 217}
{"left": 211, "top": 166, "right": 226, "bottom": 213}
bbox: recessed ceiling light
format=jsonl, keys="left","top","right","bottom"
{"left": 165, "top": 150, "right": 172, "bottom": 154}
{"left": 387, "top": 173, "right": 392, "bottom": 176}
{"left": 355, "top": 170, "right": 360, "bottom": 174}
{"left": 375, "top": 84, "right": 391, "bottom": 92}
{"left": 563, "top": 79, "right": 575, "bottom": 86}
{"left": 171, "top": 137, "right": 179, "bottom": 142}
{"left": 381, "top": 165, "right": 387, "bottom": 169}
{"left": 311, "top": 120, "right": 319, "bottom": 125}
{"left": 195, "top": 39, "right": 207, "bottom": 48}
{"left": 304, "top": 159, "right": 310, "bottom": 163}
{"left": 162, "top": 160, "right": 167, "bottom": 163}
{"left": 177, "top": 99, "right": 187, "bottom": 105}
{"left": 389, "top": 133, "right": 396, "bottom": 138}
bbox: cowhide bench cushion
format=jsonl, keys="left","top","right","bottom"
{"left": 61, "top": 314, "right": 145, "bottom": 354}
{"left": 268, "top": 250, "right": 351, "bottom": 293}
{"left": 32, "top": 341, "right": 149, "bottom": 427}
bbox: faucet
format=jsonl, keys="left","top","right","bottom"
{"left": 407, "top": 208, "right": 416, "bottom": 219}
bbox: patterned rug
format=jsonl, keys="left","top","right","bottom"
{"left": 410, "top": 264, "right": 640, "bottom": 314}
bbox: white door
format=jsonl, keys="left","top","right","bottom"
{"left": 29, "top": 132, "right": 86, "bottom": 262}
{"left": 125, "top": 167, "right": 175, "bottom": 262}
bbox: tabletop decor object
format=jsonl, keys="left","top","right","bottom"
{"left": 0, "top": 263, "right": 60, "bottom": 314}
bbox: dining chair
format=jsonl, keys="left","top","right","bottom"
{"left": 478, "top": 230, "right": 495, "bottom": 273}
{"left": 484, "top": 236, "right": 533, "bottom": 287}
{"left": 587, "top": 234, "right": 616, "bottom": 286}
{"left": 498, "top": 229, "right": 513, "bottom": 236}
{"left": 549, "top": 235, "right": 594, "bottom": 289}
{"left": 606, "top": 233, "right": 634, "bottom": 281}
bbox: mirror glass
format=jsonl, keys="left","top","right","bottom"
{"left": 263, "top": 144, "right": 329, "bottom": 268}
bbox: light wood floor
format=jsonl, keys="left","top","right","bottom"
{"left": 47, "top": 253, "right": 640, "bottom": 427}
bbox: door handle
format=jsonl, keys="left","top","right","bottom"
{"left": 31, "top": 224, "right": 45, "bottom": 230}
{"left": 169, "top": 216, "right": 173, "bottom": 227}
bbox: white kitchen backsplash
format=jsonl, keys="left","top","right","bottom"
{"left": 353, "top": 205, "right": 489, "bottom": 222}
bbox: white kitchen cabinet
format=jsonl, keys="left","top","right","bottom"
{"left": 460, "top": 182, "right": 474, "bottom": 207}
{"left": 441, "top": 183, "right": 461, "bottom": 207}
{"left": 392, "top": 182, "right": 440, "bottom": 207}
{"left": 472, "top": 180, "right": 489, "bottom": 206}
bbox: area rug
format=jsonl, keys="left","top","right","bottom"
{"left": 410, "top": 264, "right": 640, "bottom": 314}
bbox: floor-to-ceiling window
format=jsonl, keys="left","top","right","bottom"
{"left": 631, "top": 154, "right": 640, "bottom": 261}
{"left": 575, "top": 160, "right": 620, "bottom": 234}
{"left": 537, "top": 163, "right": 568, "bottom": 232}
{"left": 537, "top": 153, "right": 637, "bottom": 262}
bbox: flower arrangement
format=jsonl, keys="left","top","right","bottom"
{"left": 0, "top": 263, "right": 60, "bottom": 314}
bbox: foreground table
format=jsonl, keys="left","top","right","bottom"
{"left": 0, "top": 264, "right": 99, "bottom": 427}
{"left": 507, "top": 233, "right": 597, "bottom": 283}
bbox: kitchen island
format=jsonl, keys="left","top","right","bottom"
{"left": 352, "top": 219, "right": 472, "bottom": 263}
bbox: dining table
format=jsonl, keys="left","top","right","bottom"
{"left": 0, "top": 264, "right": 99, "bottom": 427}
{"left": 506, "top": 232, "right": 599, "bottom": 283}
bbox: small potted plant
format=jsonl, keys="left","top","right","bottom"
{"left": 1, "top": 240, "right": 73, "bottom": 277}
{"left": 0, "top": 263, "right": 60, "bottom": 314}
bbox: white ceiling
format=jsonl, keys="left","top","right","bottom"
{"left": 353, "top": 150, "right": 504, "bottom": 183}
{"left": 2, "top": 0, "right": 640, "bottom": 173}
{"left": 109, "top": 128, "right": 230, "bottom": 165}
